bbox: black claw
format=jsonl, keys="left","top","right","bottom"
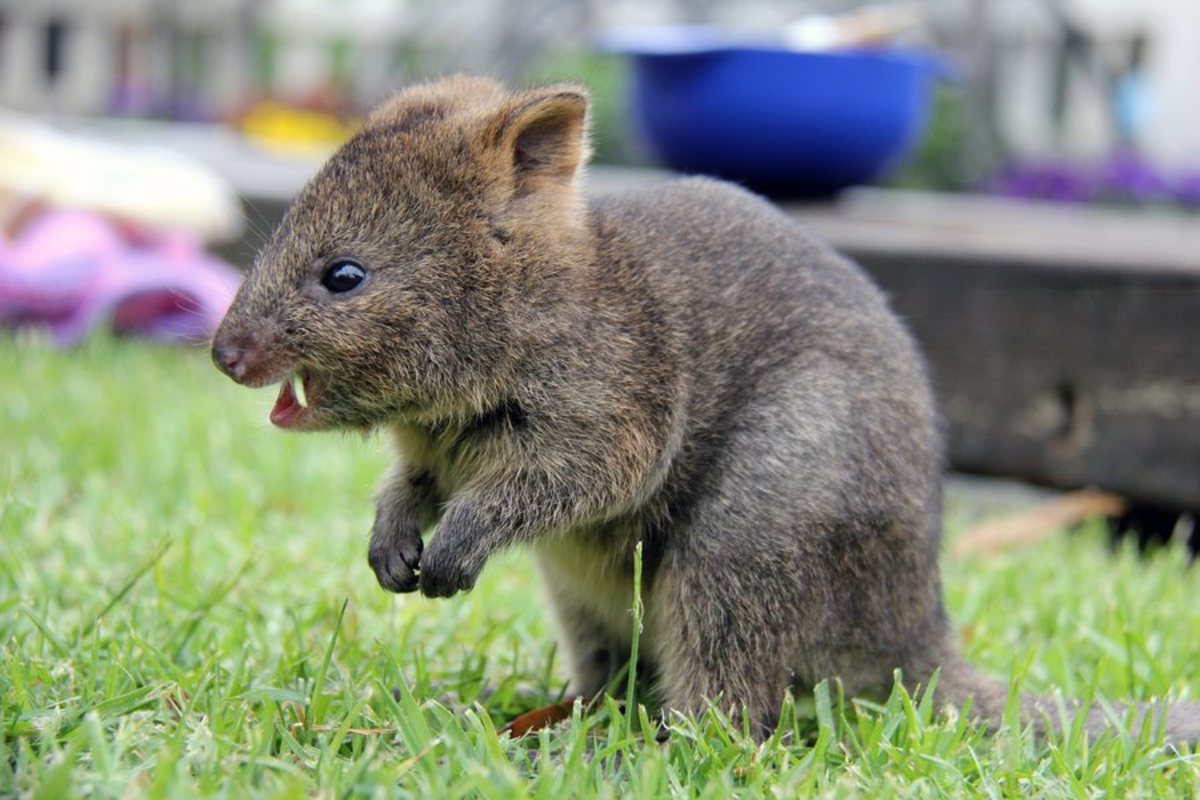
{"left": 418, "top": 555, "right": 477, "bottom": 598}
{"left": 399, "top": 537, "right": 422, "bottom": 570}
{"left": 413, "top": 506, "right": 484, "bottom": 598}
{"left": 389, "top": 568, "right": 419, "bottom": 593}
{"left": 367, "top": 521, "right": 425, "bottom": 594}
{"left": 418, "top": 572, "right": 455, "bottom": 598}
{"left": 368, "top": 545, "right": 420, "bottom": 594}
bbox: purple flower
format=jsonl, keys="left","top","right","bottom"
{"left": 986, "top": 151, "right": 1200, "bottom": 210}
{"left": 1097, "top": 150, "right": 1168, "bottom": 203}
{"left": 989, "top": 161, "right": 1096, "bottom": 203}
{"left": 1174, "top": 171, "right": 1200, "bottom": 209}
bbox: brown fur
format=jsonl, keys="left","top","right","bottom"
{"left": 212, "top": 75, "right": 1200, "bottom": 742}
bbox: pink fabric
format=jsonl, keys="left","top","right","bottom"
{"left": 0, "top": 210, "right": 241, "bottom": 346}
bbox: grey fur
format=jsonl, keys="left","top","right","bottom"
{"left": 212, "top": 76, "right": 1200, "bottom": 742}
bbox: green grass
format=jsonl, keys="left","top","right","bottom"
{"left": 3, "top": 337, "right": 1200, "bottom": 798}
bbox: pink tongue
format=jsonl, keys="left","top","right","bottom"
{"left": 270, "top": 380, "right": 301, "bottom": 428}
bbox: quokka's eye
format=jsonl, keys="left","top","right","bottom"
{"left": 320, "top": 260, "right": 367, "bottom": 293}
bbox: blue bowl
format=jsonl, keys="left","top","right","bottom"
{"left": 601, "top": 27, "right": 947, "bottom": 197}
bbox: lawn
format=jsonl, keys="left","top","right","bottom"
{"left": 3, "top": 337, "right": 1199, "bottom": 798}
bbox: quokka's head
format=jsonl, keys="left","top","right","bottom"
{"left": 211, "top": 76, "right": 590, "bottom": 431}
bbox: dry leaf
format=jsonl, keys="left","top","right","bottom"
{"left": 502, "top": 697, "right": 582, "bottom": 737}
{"left": 952, "top": 490, "right": 1126, "bottom": 559}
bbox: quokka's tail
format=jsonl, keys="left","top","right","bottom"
{"left": 937, "top": 657, "right": 1200, "bottom": 745}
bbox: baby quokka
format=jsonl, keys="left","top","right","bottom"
{"left": 213, "top": 75, "right": 1199, "bottom": 740}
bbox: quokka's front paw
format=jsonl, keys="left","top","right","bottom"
{"left": 418, "top": 506, "right": 486, "bottom": 598}
{"left": 367, "top": 518, "right": 424, "bottom": 594}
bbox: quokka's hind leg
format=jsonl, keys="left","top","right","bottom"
{"left": 636, "top": 412, "right": 941, "bottom": 736}
{"left": 646, "top": 546, "right": 804, "bottom": 737}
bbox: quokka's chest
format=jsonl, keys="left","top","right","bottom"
{"left": 392, "top": 408, "right": 527, "bottom": 496}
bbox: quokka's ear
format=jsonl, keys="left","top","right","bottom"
{"left": 488, "top": 86, "right": 590, "bottom": 197}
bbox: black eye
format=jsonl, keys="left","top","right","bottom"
{"left": 320, "top": 260, "right": 367, "bottom": 293}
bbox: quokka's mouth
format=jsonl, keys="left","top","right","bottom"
{"left": 270, "top": 369, "right": 317, "bottom": 429}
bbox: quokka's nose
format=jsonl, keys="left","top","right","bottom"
{"left": 212, "top": 343, "right": 248, "bottom": 381}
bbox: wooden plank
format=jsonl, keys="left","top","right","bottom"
{"left": 789, "top": 189, "right": 1200, "bottom": 275}
{"left": 787, "top": 192, "right": 1200, "bottom": 511}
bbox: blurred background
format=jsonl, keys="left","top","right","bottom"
{"left": 4, "top": 0, "right": 1200, "bottom": 193}
{"left": 1, "top": 0, "right": 1197, "bottom": 546}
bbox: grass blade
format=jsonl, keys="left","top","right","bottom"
{"left": 625, "top": 540, "right": 644, "bottom": 737}
{"left": 79, "top": 537, "right": 173, "bottom": 637}
{"left": 308, "top": 598, "right": 348, "bottom": 731}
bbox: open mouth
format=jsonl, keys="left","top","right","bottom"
{"left": 270, "top": 369, "right": 316, "bottom": 429}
